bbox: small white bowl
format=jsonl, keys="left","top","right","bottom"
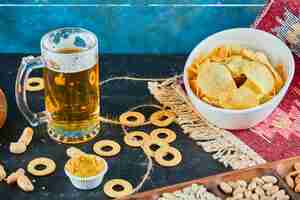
{"left": 65, "top": 156, "right": 108, "bottom": 190}
{"left": 183, "top": 28, "right": 295, "bottom": 130}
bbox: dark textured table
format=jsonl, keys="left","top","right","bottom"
{"left": 0, "top": 54, "right": 230, "bottom": 199}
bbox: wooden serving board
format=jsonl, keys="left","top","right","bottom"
{"left": 121, "top": 156, "right": 300, "bottom": 200}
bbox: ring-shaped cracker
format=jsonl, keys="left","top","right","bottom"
{"left": 150, "top": 110, "right": 176, "bottom": 127}
{"left": 119, "top": 111, "right": 145, "bottom": 127}
{"left": 150, "top": 128, "right": 177, "bottom": 143}
{"left": 124, "top": 131, "right": 150, "bottom": 147}
{"left": 154, "top": 146, "right": 182, "bottom": 167}
{"left": 27, "top": 157, "right": 56, "bottom": 176}
{"left": 142, "top": 139, "right": 169, "bottom": 157}
{"left": 104, "top": 179, "right": 133, "bottom": 198}
{"left": 26, "top": 77, "right": 44, "bottom": 92}
{"left": 93, "top": 140, "right": 121, "bottom": 157}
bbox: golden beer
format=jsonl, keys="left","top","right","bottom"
{"left": 16, "top": 28, "right": 100, "bottom": 144}
{"left": 44, "top": 48, "right": 100, "bottom": 143}
{"left": 45, "top": 48, "right": 99, "bottom": 127}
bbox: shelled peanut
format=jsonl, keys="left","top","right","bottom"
{"left": 9, "top": 127, "right": 33, "bottom": 154}
{"left": 0, "top": 164, "right": 6, "bottom": 181}
{"left": 219, "top": 175, "right": 290, "bottom": 200}
{"left": 158, "top": 184, "right": 221, "bottom": 200}
{"left": 6, "top": 168, "right": 34, "bottom": 192}
{"left": 285, "top": 162, "right": 300, "bottom": 193}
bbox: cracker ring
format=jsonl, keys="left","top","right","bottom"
{"left": 150, "top": 110, "right": 176, "bottom": 127}
{"left": 150, "top": 128, "right": 176, "bottom": 143}
{"left": 119, "top": 111, "right": 145, "bottom": 127}
{"left": 103, "top": 179, "right": 133, "bottom": 198}
{"left": 142, "top": 139, "right": 169, "bottom": 157}
{"left": 93, "top": 140, "right": 121, "bottom": 157}
{"left": 124, "top": 131, "right": 150, "bottom": 147}
{"left": 26, "top": 77, "right": 44, "bottom": 92}
{"left": 27, "top": 157, "right": 56, "bottom": 176}
{"left": 154, "top": 146, "right": 182, "bottom": 167}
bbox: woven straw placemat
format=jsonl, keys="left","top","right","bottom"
{"left": 148, "top": 61, "right": 300, "bottom": 169}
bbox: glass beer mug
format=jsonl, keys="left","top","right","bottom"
{"left": 15, "top": 27, "right": 100, "bottom": 144}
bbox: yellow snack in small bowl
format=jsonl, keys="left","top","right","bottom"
{"left": 65, "top": 154, "right": 105, "bottom": 177}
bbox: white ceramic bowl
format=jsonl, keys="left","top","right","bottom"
{"left": 65, "top": 156, "right": 108, "bottom": 190}
{"left": 183, "top": 28, "right": 295, "bottom": 130}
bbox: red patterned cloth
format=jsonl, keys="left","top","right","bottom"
{"left": 232, "top": 0, "right": 300, "bottom": 161}
{"left": 253, "top": 0, "right": 300, "bottom": 32}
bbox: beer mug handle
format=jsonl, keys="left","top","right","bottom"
{"left": 15, "top": 56, "right": 49, "bottom": 126}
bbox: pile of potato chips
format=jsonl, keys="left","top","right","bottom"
{"left": 187, "top": 45, "right": 287, "bottom": 110}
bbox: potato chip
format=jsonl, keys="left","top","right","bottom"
{"left": 225, "top": 55, "right": 249, "bottom": 78}
{"left": 188, "top": 53, "right": 210, "bottom": 79}
{"left": 259, "top": 94, "right": 274, "bottom": 104}
{"left": 193, "top": 53, "right": 208, "bottom": 65}
{"left": 202, "top": 96, "right": 219, "bottom": 107}
{"left": 241, "top": 48, "right": 257, "bottom": 60}
{"left": 275, "top": 63, "right": 287, "bottom": 82}
{"left": 196, "top": 58, "right": 210, "bottom": 73}
{"left": 254, "top": 52, "right": 284, "bottom": 92}
{"left": 209, "top": 46, "right": 231, "bottom": 62}
{"left": 219, "top": 84, "right": 260, "bottom": 109}
{"left": 254, "top": 52, "right": 272, "bottom": 66}
{"left": 242, "top": 61, "right": 275, "bottom": 95}
{"left": 187, "top": 64, "right": 198, "bottom": 79}
{"left": 189, "top": 79, "right": 203, "bottom": 97}
{"left": 197, "top": 62, "right": 237, "bottom": 100}
{"left": 229, "top": 44, "right": 242, "bottom": 55}
{"left": 243, "top": 79, "right": 262, "bottom": 95}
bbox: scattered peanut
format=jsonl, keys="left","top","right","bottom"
{"left": 17, "top": 174, "right": 34, "bottom": 192}
{"left": 253, "top": 177, "right": 264, "bottom": 185}
{"left": 288, "top": 170, "right": 300, "bottom": 177}
{"left": 262, "top": 175, "right": 278, "bottom": 184}
{"left": 158, "top": 184, "right": 221, "bottom": 200}
{"left": 255, "top": 186, "right": 265, "bottom": 196}
{"left": 285, "top": 174, "right": 295, "bottom": 189}
{"left": 251, "top": 193, "right": 259, "bottom": 200}
{"left": 6, "top": 168, "right": 33, "bottom": 192}
{"left": 295, "top": 175, "right": 300, "bottom": 184}
{"left": 227, "top": 181, "right": 239, "bottom": 189}
{"left": 285, "top": 162, "right": 300, "bottom": 193}
{"left": 66, "top": 147, "right": 86, "bottom": 158}
{"left": 219, "top": 175, "right": 290, "bottom": 200}
{"left": 9, "top": 142, "right": 26, "bottom": 154}
{"left": 248, "top": 181, "right": 256, "bottom": 191}
{"left": 262, "top": 183, "right": 273, "bottom": 191}
{"left": 18, "top": 127, "right": 33, "bottom": 146}
{"left": 294, "top": 162, "right": 300, "bottom": 171}
{"left": 237, "top": 180, "right": 247, "bottom": 188}
{"left": 0, "top": 164, "right": 6, "bottom": 181}
{"left": 9, "top": 127, "right": 34, "bottom": 154}
{"left": 219, "top": 182, "right": 232, "bottom": 194}
{"left": 6, "top": 168, "right": 25, "bottom": 184}
{"left": 295, "top": 183, "right": 300, "bottom": 193}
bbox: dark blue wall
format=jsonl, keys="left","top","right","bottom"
{"left": 0, "top": 0, "right": 266, "bottom": 53}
